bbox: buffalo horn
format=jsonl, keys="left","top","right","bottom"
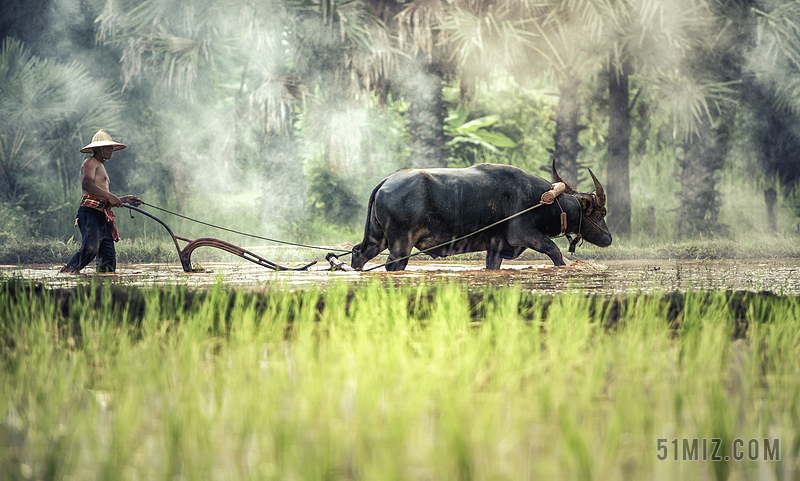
{"left": 551, "top": 160, "right": 577, "bottom": 194}
{"left": 588, "top": 168, "right": 606, "bottom": 208}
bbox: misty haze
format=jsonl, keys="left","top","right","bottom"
{"left": 1, "top": 0, "right": 800, "bottom": 479}
{"left": 2, "top": 0, "right": 799, "bottom": 255}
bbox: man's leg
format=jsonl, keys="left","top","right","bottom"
{"left": 60, "top": 207, "right": 102, "bottom": 273}
{"left": 96, "top": 222, "right": 116, "bottom": 273}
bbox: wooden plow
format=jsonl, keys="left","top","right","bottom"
{"left": 124, "top": 205, "right": 317, "bottom": 272}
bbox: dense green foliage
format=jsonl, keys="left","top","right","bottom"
{"left": 1, "top": 279, "right": 798, "bottom": 479}
{"left": 1, "top": 0, "right": 800, "bottom": 250}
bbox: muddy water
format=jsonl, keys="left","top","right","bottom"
{"left": 3, "top": 258, "right": 799, "bottom": 295}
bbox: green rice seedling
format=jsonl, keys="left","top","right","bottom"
{"left": 1, "top": 278, "right": 799, "bottom": 480}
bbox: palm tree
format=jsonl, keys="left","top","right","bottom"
{"left": 747, "top": 1, "right": 800, "bottom": 199}
{"left": 559, "top": 0, "right": 758, "bottom": 238}
{"left": 751, "top": 1, "right": 800, "bottom": 114}
{"left": 96, "top": 0, "right": 239, "bottom": 213}
{"left": 570, "top": 0, "right": 708, "bottom": 236}
{"left": 371, "top": 0, "right": 457, "bottom": 169}
{"left": 0, "top": 37, "right": 123, "bottom": 203}
{"left": 537, "top": 7, "right": 597, "bottom": 187}
{"left": 669, "top": 0, "right": 754, "bottom": 237}
{"left": 439, "top": 0, "right": 598, "bottom": 184}
{"left": 0, "top": 38, "right": 63, "bottom": 199}
{"left": 440, "top": 0, "right": 755, "bottom": 239}
{"left": 96, "top": 0, "right": 373, "bottom": 211}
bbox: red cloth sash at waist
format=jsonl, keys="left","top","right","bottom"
{"left": 80, "top": 195, "right": 120, "bottom": 242}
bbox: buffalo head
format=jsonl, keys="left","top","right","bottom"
{"left": 552, "top": 161, "right": 612, "bottom": 247}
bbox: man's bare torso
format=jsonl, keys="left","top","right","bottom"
{"left": 83, "top": 158, "right": 110, "bottom": 192}
{"left": 81, "top": 155, "right": 111, "bottom": 210}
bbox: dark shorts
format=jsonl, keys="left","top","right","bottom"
{"left": 61, "top": 206, "right": 116, "bottom": 273}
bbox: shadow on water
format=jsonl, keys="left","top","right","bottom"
{"left": 2, "top": 258, "right": 799, "bottom": 294}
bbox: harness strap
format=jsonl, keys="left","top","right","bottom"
{"left": 554, "top": 197, "right": 567, "bottom": 236}
{"left": 551, "top": 193, "right": 584, "bottom": 253}
{"left": 566, "top": 194, "right": 584, "bottom": 253}
{"left": 566, "top": 234, "right": 582, "bottom": 253}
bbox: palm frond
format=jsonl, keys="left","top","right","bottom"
{"left": 650, "top": 66, "right": 738, "bottom": 140}
{"left": 752, "top": 3, "right": 800, "bottom": 113}
{"left": 396, "top": 0, "right": 450, "bottom": 62}
{"left": 0, "top": 37, "right": 125, "bottom": 198}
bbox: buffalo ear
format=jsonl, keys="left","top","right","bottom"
{"left": 580, "top": 195, "right": 594, "bottom": 215}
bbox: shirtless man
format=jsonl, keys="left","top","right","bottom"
{"left": 60, "top": 130, "right": 143, "bottom": 273}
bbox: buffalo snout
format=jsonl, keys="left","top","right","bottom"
{"left": 350, "top": 244, "right": 367, "bottom": 270}
{"left": 584, "top": 219, "right": 613, "bottom": 248}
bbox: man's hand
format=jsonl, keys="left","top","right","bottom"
{"left": 120, "top": 195, "right": 143, "bottom": 207}
{"left": 108, "top": 194, "right": 123, "bottom": 207}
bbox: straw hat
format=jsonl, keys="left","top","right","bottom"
{"left": 80, "top": 129, "right": 126, "bottom": 153}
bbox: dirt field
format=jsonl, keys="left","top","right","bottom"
{"left": 3, "top": 258, "right": 799, "bottom": 294}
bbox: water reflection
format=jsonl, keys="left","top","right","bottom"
{"left": 1, "top": 259, "right": 799, "bottom": 295}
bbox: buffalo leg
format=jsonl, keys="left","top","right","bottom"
{"left": 486, "top": 252, "right": 503, "bottom": 269}
{"left": 530, "top": 236, "right": 566, "bottom": 266}
{"left": 485, "top": 237, "right": 505, "bottom": 270}
{"left": 385, "top": 238, "right": 413, "bottom": 271}
{"left": 507, "top": 229, "right": 566, "bottom": 266}
{"left": 385, "top": 254, "right": 409, "bottom": 271}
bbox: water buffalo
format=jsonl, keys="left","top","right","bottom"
{"left": 351, "top": 162, "right": 612, "bottom": 271}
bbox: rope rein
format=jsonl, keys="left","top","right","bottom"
{"left": 131, "top": 202, "right": 352, "bottom": 254}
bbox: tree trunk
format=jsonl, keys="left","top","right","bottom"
{"left": 552, "top": 76, "right": 582, "bottom": 186}
{"left": 673, "top": 0, "right": 752, "bottom": 239}
{"left": 607, "top": 63, "right": 631, "bottom": 236}
{"left": 676, "top": 122, "right": 719, "bottom": 237}
{"left": 764, "top": 188, "right": 777, "bottom": 232}
{"left": 406, "top": 66, "right": 448, "bottom": 169}
{"left": 676, "top": 104, "right": 736, "bottom": 237}
{"left": 0, "top": 172, "right": 15, "bottom": 202}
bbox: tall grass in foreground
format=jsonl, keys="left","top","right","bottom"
{"left": 1, "top": 280, "right": 799, "bottom": 480}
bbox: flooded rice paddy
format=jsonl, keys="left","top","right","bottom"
{"left": 3, "top": 258, "right": 799, "bottom": 294}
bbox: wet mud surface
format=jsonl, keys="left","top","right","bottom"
{"left": 3, "top": 258, "right": 799, "bottom": 295}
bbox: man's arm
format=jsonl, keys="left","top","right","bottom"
{"left": 80, "top": 158, "right": 122, "bottom": 207}
{"left": 119, "top": 195, "right": 143, "bottom": 206}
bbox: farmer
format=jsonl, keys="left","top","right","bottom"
{"left": 59, "top": 130, "right": 143, "bottom": 274}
